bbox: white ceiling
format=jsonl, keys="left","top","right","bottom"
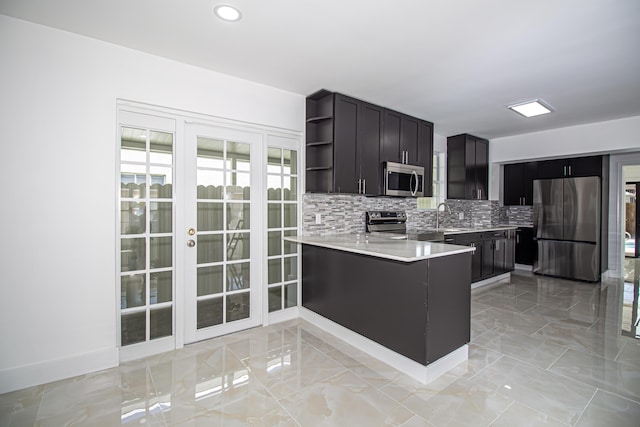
{"left": 1, "top": 0, "right": 639, "bottom": 139}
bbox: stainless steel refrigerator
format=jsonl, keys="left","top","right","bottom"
{"left": 533, "top": 176, "right": 601, "bottom": 282}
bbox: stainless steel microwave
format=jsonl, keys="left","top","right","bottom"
{"left": 383, "top": 162, "right": 424, "bottom": 197}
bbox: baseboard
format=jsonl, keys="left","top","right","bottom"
{"left": 267, "top": 306, "right": 300, "bottom": 325}
{"left": 471, "top": 272, "right": 511, "bottom": 289}
{"left": 514, "top": 263, "right": 533, "bottom": 271}
{"left": 299, "top": 307, "right": 467, "bottom": 384}
{"left": 0, "top": 347, "right": 118, "bottom": 394}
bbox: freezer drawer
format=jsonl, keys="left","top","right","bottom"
{"left": 533, "top": 240, "right": 600, "bottom": 282}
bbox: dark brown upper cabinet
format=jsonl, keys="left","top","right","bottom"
{"left": 306, "top": 90, "right": 432, "bottom": 196}
{"left": 536, "top": 155, "right": 603, "bottom": 179}
{"left": 447, "top": 134, "right": 489, "bottom": 200}
{"left": 380, "top": 110, "right": 434, "bottom": 195}
{"left": 503, "top": 162, "right": 538, "bottom": 206}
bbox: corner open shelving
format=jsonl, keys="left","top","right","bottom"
{"left": 305, "top": 90, "right": 335, "bottom": 193}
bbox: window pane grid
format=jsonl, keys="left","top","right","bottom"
{"left": 266, "top": 147, "right": 299, "bottom": 313}
{"left": 119, "top": 126, "right": 174, "bottom": 347}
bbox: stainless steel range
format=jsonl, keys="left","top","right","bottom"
{"left": 365, "top": 211, "right": 445, "bottom": 242}
{"left": 365, "top": 211, "right": 408, "bottom": 239}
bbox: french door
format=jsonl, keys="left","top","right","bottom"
{"left": 118, "top": 106, "right": 298, "bottom": 359}
{"left": 183, "top": 123, "right": 263, "bottom": 344}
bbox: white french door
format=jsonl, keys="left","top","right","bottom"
{"left": 183, "top": 123, "right": 264, "bottom": 344}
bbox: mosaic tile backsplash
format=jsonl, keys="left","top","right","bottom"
{"left": 302, "top": 194, "right": 512, "bottom": 235}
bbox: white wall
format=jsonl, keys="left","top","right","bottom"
{"left": 488, "top": 116, "right": 640, "bottom": 276}
{"left": 0, "top": 15, "right": 303, "bottom": 393}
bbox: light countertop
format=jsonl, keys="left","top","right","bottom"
{"left": 285, "top": 234, "right": 474, "bottom": 263}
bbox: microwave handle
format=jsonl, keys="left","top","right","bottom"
{"left": 410, "top": 170, "right": 418, "bottom": 196}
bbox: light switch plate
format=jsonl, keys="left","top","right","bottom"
{"left": 315, "top": 213, "right": 322, "bottom": 224}
{"left": 459, "top": 212, "right": 464, "bottom": 220}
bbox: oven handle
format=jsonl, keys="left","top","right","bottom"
{"left": 410, "top": 170, "right": 418, "bottom": 196}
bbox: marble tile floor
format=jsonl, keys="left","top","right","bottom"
{"left": 2, "top": 269, "right": 640, "bottom": 426}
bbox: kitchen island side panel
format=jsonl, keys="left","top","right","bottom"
{"left": 302, "top": 245, "right": 429, "bottom": 364}
{"left": 427, "top": 252, "right": 472, "bottom": 363}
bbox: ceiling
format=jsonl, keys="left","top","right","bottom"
{"left": 1, "top": 0, "right": 639, "bottom": 139}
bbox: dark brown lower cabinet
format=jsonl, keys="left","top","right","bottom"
{"left": 515, "top": 227, "right": 535, "bottom": 265}
{"left": 451, "top": 230, "right": 515, "bottom": 283}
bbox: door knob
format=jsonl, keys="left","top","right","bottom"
{"left": 187, "top": 228, "right": 196, "bottom": 236}
{"left": 187, "top": 240, "right": 196, "bottom": 247}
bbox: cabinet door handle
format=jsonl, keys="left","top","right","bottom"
{"left": 357, "top": 179, "right": 362, "bottom": 194}
{"left": 568, "top": 165, "right": 572, "bottom": 176}
{"left": 517, "top": 235, "right": 520, "bottom": 243}
{"left": 564, "top": 166, "right": 567, "bottom": 176}
{"left": 363, "top": 179, "right": 366, "bottom": 194}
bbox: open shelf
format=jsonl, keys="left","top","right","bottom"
{"left": 306, "top": 115, "right": 332, "bottom": 124}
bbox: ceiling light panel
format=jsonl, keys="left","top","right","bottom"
{"left": 508, "top": 99, "right": 553, "bottom": 118}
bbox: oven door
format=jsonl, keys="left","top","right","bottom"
{"left": 384, "top": 162, "right": 424, "bottom": 197}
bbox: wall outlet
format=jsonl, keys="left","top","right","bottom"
{"left": 458, "top": 212, "right": 464, "bottom": 220}
{"left": 315, "top": 213, "right": 322, "bottom": 224}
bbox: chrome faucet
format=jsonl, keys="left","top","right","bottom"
{"left": 435, "top": 202, "right": 452, "bottom": 230}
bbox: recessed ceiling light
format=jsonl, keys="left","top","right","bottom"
{"left": 507, "top": 99, "right": 554, "bottom": 118}
{"left": 213, "top": 4, "right": 242, "bottom": 22}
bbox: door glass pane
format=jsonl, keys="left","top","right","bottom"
{"left": 227, "top": 141, "right": 250, "bottom": 163}
{"left": 121, "top": 127, "right": 147, "bottom": 162}
{"left": 149, "top": 166, "right": 172, "bottom": 198}
{"left": 121, "top": 238, "right": 145, "bottom": 272}
{"left": 285, "top": 283, "right": 297, "bottom": 309}
{"left": 268, "top": 231, "right": 282, "bottom": 256}
{"left": 227, "top": 203, "right": 249, "bottom": 230}
{"left": 198, "top": 182, "right": 224, "bottom": 200}
{"left": 268, "top": 259, "right": 282, "bottom": 284}
{"left": 227, "top": 262, "right": 249, "bottom": 291}
{"left": 150, "top": 237, "right": 172, "bottom": 269}
{"left": 121, "top": 312, "right": 146, "bottom": 346}
{"left": 121, "top": 165, "right": 146, "bottom": 198}
{"left": 284, "top": 256, "right": 298, "bottom": 281}
{"left": 197, "top": 234, "right": 224, "bottom": 264}
{"left": 284, "top": 204, "right": 297, "bottom": 227}
{"left": 227, "top": 232, "right": 249, "bottom": 261}
{"left": 121, "top": 202, "right": 146, "bottom": 235}
{"left": 283, "top": 230, "right": 297, "bottom": 255}
{"left": 268, "top": 287, "right": 282, "bottom": 312}
{"left": 284, "top": 177, "right": 297, "bottom": 201}
{"left": 150, "top": 307, "right": 172, "bottom": 339}
{"left": 228, "top": 174, "right": 250, "bottom": 199}
{"left": 197, "top": 265, "right": 223, "bottom": 296}
{"left": 121, "top": 274, "right": 145, "bottom": 308}
{"left": 197, "top": 202, "right": 223, "bottom": 231}
{"left": 149, "top": 131, "right": 173, "bottom": 165}
{"left": 267, "top": 148, "right": 282, "bottom": 174}
{"left": 197, "top": 138, "right": 224, "bottom": 168}
{"left": 268, "top": 203, "right": 281, "bottom": 229}
{"left": 227, "top": 292, "right": 250, "bottom": 322}
{"left": 150, "top": 271, "right": 172, "bottom": 304}
{"left": 284, "top": 149, "right": 297, "bottom": 175}
{"left": 197, "top": 297, "right": 223, "bottom": 329}
{"left": 267, "top": 176, "right": 282, "bottom": 200}
{"left": 150, "top": 202, "right": 172, "bottom": 233}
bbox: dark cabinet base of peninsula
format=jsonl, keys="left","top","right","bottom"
{"left": 301, "top": 245, "right": 471, "bottom": 365}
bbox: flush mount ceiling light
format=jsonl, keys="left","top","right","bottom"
{"left": 213, "top": 4, "right": 242, "bottom": 22}
{"left": 507, "top": 99, "right": 554, "bottom": 118}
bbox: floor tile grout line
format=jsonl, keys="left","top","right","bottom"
{"left": 573, "top": 388, "right": 598, "bottom": 426}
